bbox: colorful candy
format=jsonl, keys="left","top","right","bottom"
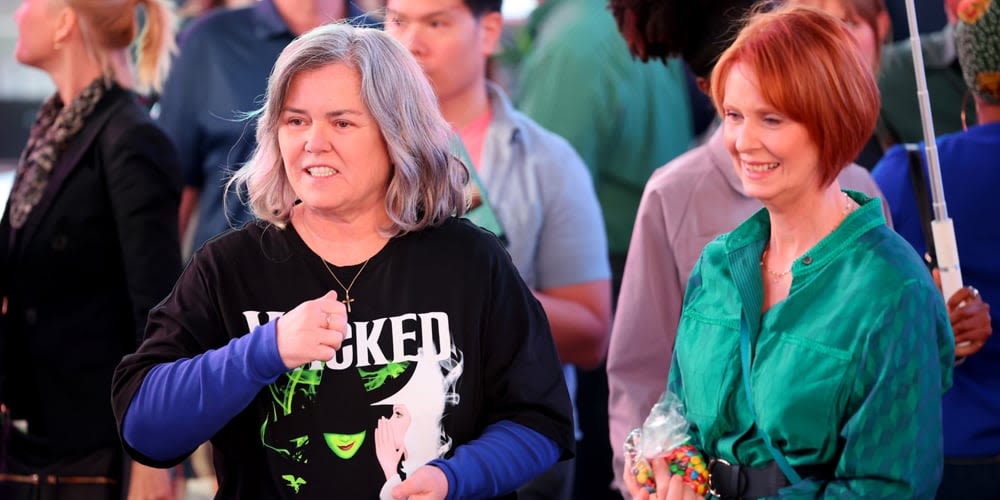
{"left": 625, "top": 394, "right": 708, "bottom": 496}
{"left": 631, "top": 457, "right": 657, "bottom": 493}
{"left": 663, "top": 444, "right": 709, "bottom": 496}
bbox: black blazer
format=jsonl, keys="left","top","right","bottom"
{"left": 0, "top": 85, "right": 183, "bottom": 463}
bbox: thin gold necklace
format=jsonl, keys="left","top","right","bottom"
{"left": 761, "top": 192, "right": 855, "bottom": 283}
{"left": 760, "top": 245, "right": 792, "bottom": 284}
{"left": 321, "top": 258, "right": 371, "bottom": 313}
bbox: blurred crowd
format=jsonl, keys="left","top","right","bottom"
{"left": 0, "top": 0, "right": 996, "bottom": 499}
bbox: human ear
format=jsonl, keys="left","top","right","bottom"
{"left": 52, "top": 4, "right": 77, "bottom": 49}
{"left": 479, "top": 11, "right": 503, "bottom": 56}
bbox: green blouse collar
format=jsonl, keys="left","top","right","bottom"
{"left": 723, "top": 190, "right": 887, "bottom": 278}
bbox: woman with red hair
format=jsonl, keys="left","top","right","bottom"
{"left": 624, "top": 5, "right": 954, "bottom": 499}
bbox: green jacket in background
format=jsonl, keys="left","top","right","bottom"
{"left": 878, "top": 25, "right": 975, "bottom": 146}
{"left": 669, "top": 191, "right": 954, "bottom": 498}
{"left": 514, "top": 0, "right": 693, "bottom": 257}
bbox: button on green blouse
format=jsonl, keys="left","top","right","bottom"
{"left": 668, "top": 191, "right": 954, "bottom": 498}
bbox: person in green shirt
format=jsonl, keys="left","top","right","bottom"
{"left": 624, "top": 6, "right": 954, "bottom": 499}
{"left": 514, "top": 0, "right": 694, "bottom": 289}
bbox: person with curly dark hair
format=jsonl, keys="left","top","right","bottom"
{"left": 608, "top": 0, "right": 750, "bottom": 74}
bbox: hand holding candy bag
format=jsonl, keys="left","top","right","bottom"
{"left": 623, "top": 392, "right": 708, "bottom": 496}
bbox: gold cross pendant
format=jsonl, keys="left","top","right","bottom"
{"left": 341, "top": 294, "right": 355, "bottom": 313}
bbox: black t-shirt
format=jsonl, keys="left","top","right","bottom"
{"left": 112, "top": 218, "right": 573, "bottom": 499}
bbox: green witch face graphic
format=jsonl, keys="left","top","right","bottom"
{"left": 261, "top": 353, "right": 446, "bottom": 497}
{"left": 324, "top": 430, "right": 367, "bottom": 459}
{"left": 261, "top": 365, "right": 394, "bottom": 496}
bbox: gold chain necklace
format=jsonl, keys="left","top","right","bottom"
{"left": 321, "top": 258, "right": 371, "bottom": 313}
{"left": 760, "top": 245, "right": 792, "bottom": 284}
{"left": 760, "top": 192, "right": 855, "bottom": 284}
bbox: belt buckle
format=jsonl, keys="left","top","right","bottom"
{"left": 707, "top": 457, "right": 731, "bottom": 498}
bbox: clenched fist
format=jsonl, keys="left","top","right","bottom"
{"left": 275, "top": 290, "right": 348, "bottom": 369}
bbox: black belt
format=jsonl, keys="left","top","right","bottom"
{"left": 707, "top": 458, "right": 834, "bottom": 499}
{"left": 0, "top": 472, "right": 118, "bottom": 485}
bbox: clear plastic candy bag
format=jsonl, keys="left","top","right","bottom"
{"left": 624, "top": 391, "right": 708, "bottom": 496}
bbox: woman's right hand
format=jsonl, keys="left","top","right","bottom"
{"left": 931, "top": 270, "right": 992, "bottom": 358}
{"left": 946, "top": 286, "right": 992, "bottom": 358}
{"left": 623, "top": 457, "right": 702, "bottom": 500}
{"left": 275, "top": 290, "right": 348, "bottom": 369}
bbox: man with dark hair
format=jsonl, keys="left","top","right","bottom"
{"left": 383, "top": 1, "right": 613, "bottom": 499}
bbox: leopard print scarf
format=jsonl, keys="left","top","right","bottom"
{"left": 8, "top": 78, "right": 107, "bottom": 229}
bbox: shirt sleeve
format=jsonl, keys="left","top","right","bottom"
{"left": 122, "top": 320, "right": 287, "bottom": 463}
{"left": 779, "top": 279, "right": 953, "bottom": 498}
{"left": 606, "top": 177, "right": 685, "bottom": 493}
{"left": 156, "top": 28, "right": 207, "bottom": 189}
{"left": 111, "top": 251, "right": 263, "bottom": 467}
{"left": 429, "top": 420, "right": 560, "bottom": 500}
{"left": 102, "top": 120, "right": 183, "bottom": 344}
{"left": 534, "top": 135, "right": 610, "bottom": 289}
{"left": 478, "top": 233, "right": 576, "bottom": 458}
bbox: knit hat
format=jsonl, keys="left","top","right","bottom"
{"left": 956, "top": 0, "right": 1000, "bottom": 104}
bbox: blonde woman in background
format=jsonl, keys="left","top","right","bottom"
{"left": 1, "top": 0, "right": 183, "bottom": 498}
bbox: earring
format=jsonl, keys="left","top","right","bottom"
{"left": 54, "top": 40, "right": 62, "bottom": 51}
{"left": 960, "top": 88, "right": 972, "bottom": 132}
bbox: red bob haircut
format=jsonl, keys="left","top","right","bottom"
{"left": 710, "top": 4, "right": 880, "bottom": 187}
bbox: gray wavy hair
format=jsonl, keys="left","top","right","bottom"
{"left": 227, "top": 22, "right": 469, "bottom": 235}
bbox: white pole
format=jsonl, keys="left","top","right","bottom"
{"left": 904, "top": 0, "right": 963, "bottom": 299}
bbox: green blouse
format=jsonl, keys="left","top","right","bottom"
{"left": 668, "top": 191, "right": 954, "bottom": 498}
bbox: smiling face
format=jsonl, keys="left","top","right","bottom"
{"left": 323, "top": 430, "right": 367, "bottom": 460}
{"left": 278, "top": 63, "right": 392, "bottom": 220}
{"left": 721, "top": 62, "right": 823, "bottom": 205}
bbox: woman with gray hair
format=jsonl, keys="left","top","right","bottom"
{"left": 110, "top": 23, "right": 574, "bottom": 499}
